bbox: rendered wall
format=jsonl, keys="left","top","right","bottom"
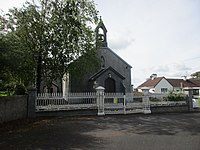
{"left": 0, "top": 96, "right": 27, "bottom": 123}
{"left": 155, "top": 78, "right": 173, "bottom": 93}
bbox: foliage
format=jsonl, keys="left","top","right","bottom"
{"left": 68, "top": 48, "right": 100, "bottom": 79}
{"left": 0, "top": 30, "right": 35, "bottom": 93}
{"left": 0, "top": 91, "right": 8, "bottom": 96}
{"left": 191, "top": 71, "right": 200, "bottom": 79}
{"left": 166, "top": 90, "right": 185, "bottom": 101}
{"left": 14, "top": 84, "right": 26, "bottom": 95}
{"left": 0, "top": 0, "right": 99, "bottom": 93}
{"left": 149, "top": 97, "right": 160, "bottom": 102}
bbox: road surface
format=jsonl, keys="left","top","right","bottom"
{"left": 0, "top": 113, "right": 200, "bottom": 150}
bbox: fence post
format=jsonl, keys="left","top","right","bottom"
{"left": 123, "top": 94, "right": 126, "bottom": 114}
{"left": 96, "top": 86, "right": 105, "bottom": 116}
{"left": 27, "top": 87, "right": 37, "bottom": 118}
{"left": 142, "top": 88, "right": 151, "bottom": 114}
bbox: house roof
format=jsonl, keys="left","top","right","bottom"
{"left": 138, "top": 76, "right": 200, "bottom": 88}
{"left": 167, "top": 79, "right": 193, "bottom": 87}
{"left": 138, "top": 77, "right": 164, "bottom": 88}
{"left": 189, "top": 79, "right": 200, "bottom": 87}
{"left": 167, "top": 78, "right": 200, "bottom": 88}
{"left": 89, "top": 66, "right": 125, "bottom": 81}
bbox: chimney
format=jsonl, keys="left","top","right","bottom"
{"left": 182, "top": 75, "right": 187, "bottom": 81}
{"left": 150, "top": 74, "right": 157, "bottom": 80}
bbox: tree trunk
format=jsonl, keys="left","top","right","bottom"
{"left": 36, "top": 54, "right": 42, "bottom": 93}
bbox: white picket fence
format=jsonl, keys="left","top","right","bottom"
{"left": 36, "top": 92, "right": 187, "bottom": 115}
{"left": 36, "top": 92, "right": 97, "bottom": 111}
{"left": 36, "top": 92, "right": 146, "bottom": 114}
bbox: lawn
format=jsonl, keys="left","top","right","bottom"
{"left": 0, "top": 91, "right": 8, "bottom": 96}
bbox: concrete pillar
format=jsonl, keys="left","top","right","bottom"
{"left": 187, "top": 89, "right": 193, "bottom": 112}
{"left": 96, "top": 86, "right": 105, "bottom": 116}
{"left": 27, "top": 87, "right": 37, "bottom": 118}
{"left": 143, "top": 96, "right": 151, "bottom": 114}
{"left": 142, "top": 87, "right": 151, "bottom": 114}
{"left": 62, "top": 73, "right": 69, "bottom": 100}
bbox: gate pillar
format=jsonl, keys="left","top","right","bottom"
{"left": 27, "top": 87, "right": 37, "bottom": 118}
{"left": 187, "top": 89, "right": 194, "bottom": 112}
{"left": 142, "top": 87, "right": 151, "bottom": 114}
{"left": 96, "top": 86, "right": 105, "bottom": 116}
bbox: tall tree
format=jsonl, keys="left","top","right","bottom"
{"left": 191, "top": 71, "right": 200, "bottom": 79}
{"left": 0, "top": 30, "right": 35, "bottom": 91}
{"left": 1, "top": 0, "right": 99, "bottom": 92}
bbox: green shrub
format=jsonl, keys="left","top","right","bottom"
{"left": 167, "top": 95, "right": 185, "bottom": 101}
{"left": 14, "top": 84, "right": 26, "bottom": 95}
{"left": 167, "top": 90, "right": 185, "bottom": 101}
{"left": 150, "top": 97, "right": 160, "bottom": 102}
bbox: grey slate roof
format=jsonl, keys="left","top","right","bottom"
{"left": 100, "top": 47, "right": 132, "bottom": 68}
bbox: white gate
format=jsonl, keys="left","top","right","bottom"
{"left": 104, "top": 93, "right": 125, "bottom": 114}
{"left": 103, "top": 93, "right": 149, "bottom": 115}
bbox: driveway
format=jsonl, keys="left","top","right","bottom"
{"left": 0, "top": 113, "right": 200, "bottom": 150}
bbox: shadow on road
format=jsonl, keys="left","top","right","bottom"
{"left": 92, "top": 113, "right": 200, "bottom": 136}
{"left": 0, "top": 113, "right": 200, "bottom": 149}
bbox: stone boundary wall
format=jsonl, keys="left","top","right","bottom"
{"left": 151, "top": 105, "right": 189, "bottom": 114}
{"left": 0, "top": 96, "right": 28, "bottom": 123}
{"left": 36, "top": 109, "right": 97, "bottom": 117}
{"left": 0, "top": 89, "right": 198, "bottom": 123}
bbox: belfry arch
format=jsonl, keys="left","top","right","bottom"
{"left": 95, "top": 17, "right": 108, "bottom": 47}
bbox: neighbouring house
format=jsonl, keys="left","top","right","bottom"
{"left": 168, "top": 78, "right": 200, "bottom": 98}
{"left": 41, "top": 19, "right": 132, "bottom": 93}
{"left": 138, "top": 74, "right": 200, "bottom": 97}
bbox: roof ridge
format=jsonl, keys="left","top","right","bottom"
{"left": 138, "top": 76, "right": 165, "bottom": 88}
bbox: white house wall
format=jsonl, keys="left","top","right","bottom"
{"left": 154, "top": 78, "right": 173, "bottom": 93}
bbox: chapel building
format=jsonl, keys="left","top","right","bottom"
{"left": 69, "top": 19, "right": 132, "bottom": 93}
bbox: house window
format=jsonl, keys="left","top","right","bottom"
{"left": 193, "top": 89, "right": 199, "bottom": 95}
{"left": 161, "top": 88, "right": 168, "bottom": 93}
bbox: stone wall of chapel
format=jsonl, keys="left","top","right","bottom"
{"left": 98, "top": 47, "right": 132, "bottom": 92}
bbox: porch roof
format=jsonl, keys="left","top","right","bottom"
{"left": 89, "top": 66, "right": 125, "bottom": 81}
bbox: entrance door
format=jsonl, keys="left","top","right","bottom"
{"left": 105, "top": 78, "right": 116, "bottom": 93}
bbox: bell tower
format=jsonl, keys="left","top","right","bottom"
{"left": 95, "top": 17, "right": 108, "bottom": 47}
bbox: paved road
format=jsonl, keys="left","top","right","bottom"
{"left": 0, "top": 113, "right": 200, "bottom": 150}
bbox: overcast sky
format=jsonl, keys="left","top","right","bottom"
{"left": 1, "top": 0, "right": 200, "bottom": 87}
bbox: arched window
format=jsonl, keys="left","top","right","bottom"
{"left": 101, "top": 56, "right": 105, "bottom": 68}
{"left": 98, "top": 28, "right": 104, "bottom": 41}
